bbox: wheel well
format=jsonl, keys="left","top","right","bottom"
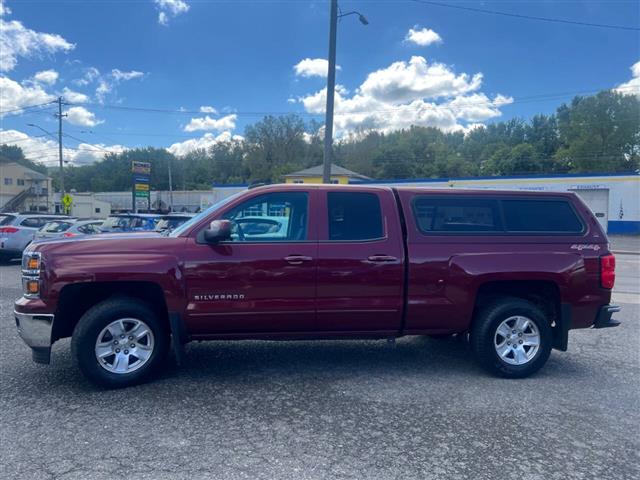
{"left": 474, "top": 280, "right": 561, "bottom": 327}
{"left": 52, "top": 282, "right": 169, "bottom": 342}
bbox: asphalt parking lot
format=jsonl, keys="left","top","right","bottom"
{"left": 0, "top": 256, "right": 638, "bottom": 480}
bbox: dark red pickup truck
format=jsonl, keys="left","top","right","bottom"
{"left": 15, "top": 184, "right": 620, "bottom": 387}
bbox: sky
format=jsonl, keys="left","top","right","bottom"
{"left": 0, "top": 0, "right": 638, "bottom": 167}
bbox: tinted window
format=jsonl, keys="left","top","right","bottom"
{"left": 503, "top": 199, "right": 583, "bottom": 233}
{"left": 223, "top": 192, "right": 308, "bottom": 242}
{"left": 413, "top": 197, "right": 501, "bottom": 233}
{"left": 20, "top": 217, "right": 48, "bottom": 228}
{"left": 327, "top": 192, "right": 383, "bottom": 241}
{"left": 0, "top": 214, "right": 16, "bottom": 226}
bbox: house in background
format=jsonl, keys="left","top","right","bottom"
{"left": 284, "top": 164, "right": 371, "bottom": 184}
{"left": 0, "top": 162, "right": 53, "bottom": 213}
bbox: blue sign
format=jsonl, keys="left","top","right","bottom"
{"left": 133, "top": 174, "right": 150, "bottom": 183}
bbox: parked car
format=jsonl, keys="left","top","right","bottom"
{"left": 34, "top": 219, "right": 104, "bottom": 242}
{"left": 14, "top": 185, "right": 620, "bottom": 387}
{"left": 154, "top": 213, "right": 194, "bottom": 232}
{"left": 0, "top": 213, "right": 73, "bottom": 261}
{"left": 100, "top": 214, "right": 159, "bottom": 233}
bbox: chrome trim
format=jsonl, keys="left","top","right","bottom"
{"left": 14, "top": 310, "right": 54, "bottom": 348}
{"left": 605, "top": 305, "right": 621, "bottom": 313}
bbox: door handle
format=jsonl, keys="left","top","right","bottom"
{"left": 284, "top": 255, "right": 313, "bottom": 265}
{"left": 367, "top": 255, "right": 398, "bottom": 263}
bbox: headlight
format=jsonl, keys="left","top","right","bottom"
{"left": 21, "top": 251, "right": 41, "bottom": 275}
{"left": 21, "top": 252, "right": 42, "bottom": 298}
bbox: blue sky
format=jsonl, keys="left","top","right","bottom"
{"left": 0, "top": 0, "right": 638, "bottom": 166}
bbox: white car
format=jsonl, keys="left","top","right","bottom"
{"left": 33, "top": 219, "right": 104, "bottom": 242}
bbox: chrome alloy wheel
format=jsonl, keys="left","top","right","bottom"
{"left": 494, "top": 316, "right": 540, "bottom": 366}
{"left": 94, "top": 318, "right": 155, "bottom": 374}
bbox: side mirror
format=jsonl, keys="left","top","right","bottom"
{"left": 203, "top": 219, "right": 232, "bottom": 244}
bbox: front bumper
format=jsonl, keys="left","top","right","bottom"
{"left": 593, "top": 305, "right": 621, "bottom": 329}
{"left": 14, "top": 310, "right": 54, "bottom": 364}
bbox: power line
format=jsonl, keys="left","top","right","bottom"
{"left": 0, "top": 101, "right": 56, "bottom": 115}
{"left": 409, "top": 0, "right": 640, "bottom": 31}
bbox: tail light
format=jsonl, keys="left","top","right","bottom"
{"left": 62, "top": 232, "right": 76, "bottom": 237}
{"left": 0, "top": 226, "right": 19, "bottom": 234}
{"left": 600, "top": 254, "right": 616, "bottom": 289}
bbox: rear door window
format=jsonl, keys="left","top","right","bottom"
{"left": 327, "top": 192, "right": 383, "bottom": 241}
{"left": 502, "top": 199, "right": 583, "bottom": 233}
{"left": 412, "top": 197, "right": 502, "bottom": 233}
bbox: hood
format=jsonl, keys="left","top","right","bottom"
{"left": 27, "top": 231, "right": 186, "bottom": 258}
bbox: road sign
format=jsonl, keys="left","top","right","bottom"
{"left": 132, "top": 161, "right": 151, "bottom": 175}
{"left": 61, "top": 193, "right": 73, "bottom": 208}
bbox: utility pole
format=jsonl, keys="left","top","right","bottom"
{"left": 168, "top": 158, "right": 174, "bottom": 212}
{"left": 322, "top": 0, "right": 338, "bottom": 184}
{"left": 54, "top": 96, "right": 67, "bottom": 196}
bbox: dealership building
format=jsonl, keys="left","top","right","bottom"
{"left": 213, "top": 170, "right": 640, "bottom": 234}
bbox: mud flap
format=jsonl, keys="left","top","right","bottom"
{"left": 169, "top": 312, "right": 189, "bottom": 366}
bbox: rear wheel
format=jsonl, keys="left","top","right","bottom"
{"left": 471, "top": 297, "right": 552, "bottom": 378}
{"left": 71, "top": 297, "right": 169, "bottom": 388}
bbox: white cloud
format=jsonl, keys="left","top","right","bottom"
{"left": 0, "top": 129, "right": 125, "bottom": 166}
{"left": 0, "top": 16, "right": 74, "bottom": 71}
{"left": 73, "top": 67, "right": 100, "bottom": 86}
{"left": 61, "top": 87, "right": 89, "bottom": 103}
{"left": 199, "top": 105, "right": 217, "bottom": 113}
{"left": 64, "top": 106, "right": 103, "bottom": 127}
{"left": 0, "top": 0, "right": 11, "bottom": 16}
{"left": 616, "top": 60, "right": 640, "bottom": 97}
{"left": 32, "top": 69, "right": 58, "bottom": 85}
{"left": 183, "top": 114, "right": 237, "bottom": 132}
{"left": 295, "top": 55, "right": 510, "bottom": 136}
{"left": 0, "top": 75, "right": 54, "bottom": 114}
{"left": 405, "top": 27, "right": 442, "bottom": 47}
{"left": 155, "top": 0, "right": 190, "bottom": 25}
{"left": 111, "top": 68, "right": 144, "bottom": 81}
{"left": 93, "top": 68, "right": 145, "bottom": 102}
{"left": 359, "top": 56, "right": 482, "bottom": 103}
{"left": 294, "top": 58, "right": 341, "bottom": 78}
{"left": 167, "top": 131, "right": 243, "bottom": 156}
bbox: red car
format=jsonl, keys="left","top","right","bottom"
{"left": 14, "top": 184, "right": 620, "bottom": 387}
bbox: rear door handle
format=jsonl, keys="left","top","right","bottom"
{"left": 284, "top": 255, "right": 313, "bottom": 265}
{"left": 367, "top": 255, "right": 398, "bottom": 263}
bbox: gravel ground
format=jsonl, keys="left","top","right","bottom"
{"left": 0, "top": 259, "right": 638, "bottom": 480}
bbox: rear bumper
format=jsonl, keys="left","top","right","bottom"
{"left": 14, "top": 310, "right": 54, "bottom": 364}
{"left": 593, "top": 305, "right": 621, "bottom": 329}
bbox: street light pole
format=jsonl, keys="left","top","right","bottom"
{"left": 322, "top": 3, "right": 368, "bottom": 184}
{"left": 322, "top": 0, "right": 339, "bottom": 184}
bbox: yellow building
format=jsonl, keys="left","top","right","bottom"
{"left": 0, "top": 162, "right": 53, "bottom": 212}
{"left": 284, "top": 164, "right": 371, "bottom": 184}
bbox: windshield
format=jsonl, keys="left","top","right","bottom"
{"left": 169, "top": 192, "right": 245, "bottom": 237}
{"left": 101, "top": 216, "right": 133, "bottom": 229}
{"left": 41, "top": 221, "right": 74, "bottom": 233}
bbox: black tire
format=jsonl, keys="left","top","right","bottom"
{"left": 470, "top": 297, "right": 552, "bottom": 378}
{"left": 71, "top": 297, "right": 169, "bottom": 388}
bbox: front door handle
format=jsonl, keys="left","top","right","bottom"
{"left": 284, "top": 255, "right": 313, "bottom": 265}
{"left": 367, "top": 254, "right": 398, "bottom": 263}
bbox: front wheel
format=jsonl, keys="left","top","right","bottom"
{"left": 71, "top": 298, "right": 169, "bottom": 388}
{"left": 470, "top": 297, "right": 552, "bottom": 378}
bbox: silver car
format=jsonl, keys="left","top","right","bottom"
{"left": 33, "top": 219, "right": 104, "bottom": 242}
{"left": 0, "top": 213, "right": 73, "bottom": 261}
